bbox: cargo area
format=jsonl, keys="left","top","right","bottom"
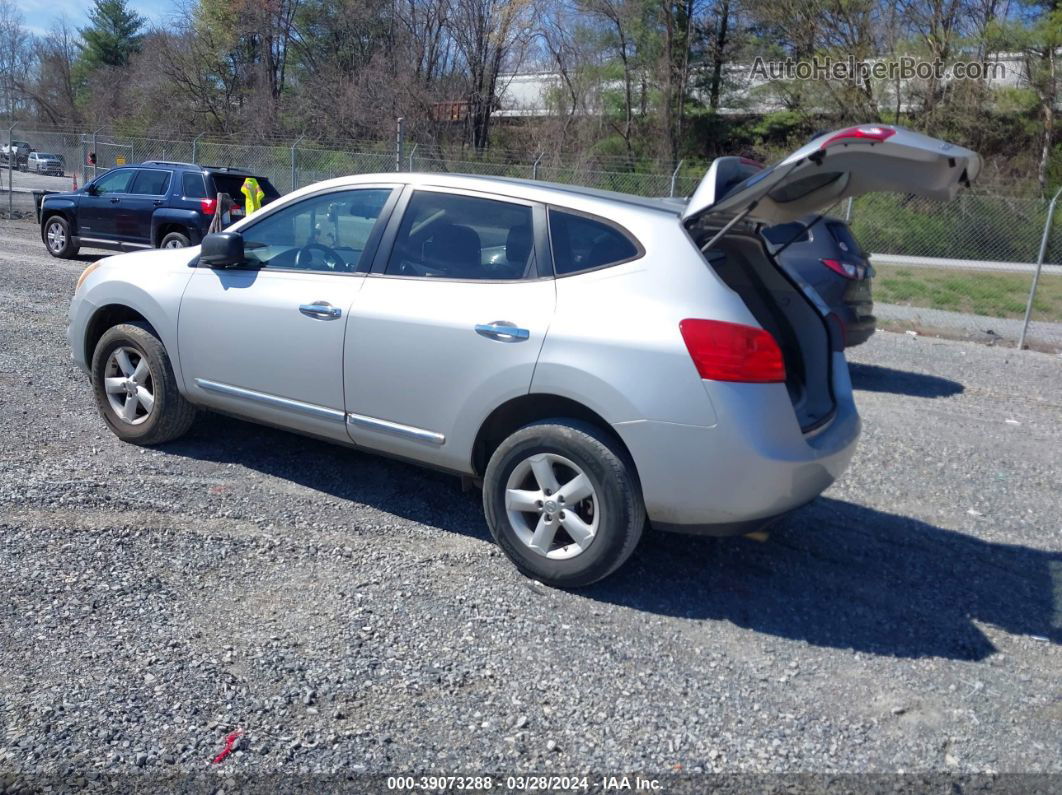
{"left": 702, "top": 231, "right": 836, "bottom": 431}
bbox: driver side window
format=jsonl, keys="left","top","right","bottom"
{"left": 242, "top": 188, "right": 393, "bottom": 273}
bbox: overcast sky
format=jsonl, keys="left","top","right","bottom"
{"left": 19, "top": 0, "right": 173, "bottom": 35}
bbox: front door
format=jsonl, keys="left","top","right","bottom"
{"left": 79, "top": 168, "right": 137, "bottom": 240}
{"left": 178, "top": 185, "right": 398, "bottom": 442}
{"left": 344, "top": 187, "right": 556, "bottom": 472}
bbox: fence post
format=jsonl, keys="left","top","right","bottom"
{"left": 192, "top": 132, "right": 204, "bottom": 164}
{"left": 91, "top": 127, "right": 103, "bottom": 179}
{"left": 290, "top": 134, "right": 305, "bottom": 192}
{"left": 532, "top": 152, "right": 544, "bottom": 181}
{"left": 7, "top": 122, "right": 13, "bottom": 219}
{"left": 669, "top": 160, "right": 685, "bottom": 198}
{"left": 1018, "top": 186, "right": 1062, "bottom": 350}
{"left": 395, "top": 117, "right": 404, "bottom": 173}
{"left": 844, "top": 197, "right": 854, "bottom": 223}
{"left": 408, "top": 143, "right": 418, "bottom": 172}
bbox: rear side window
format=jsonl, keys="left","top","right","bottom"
{"left": 548, "top": 209, "right": 640, "bottom": 275}
{"left": 129, "top": 169, "right": 171, "bottom": 196}
{"left": 827, "top": 221, "right": 865, "bottom": 257}
{"left": 182, "top": 172, "right": 208, "bottom": 198}
{"left": 385, "top": 191, "right": 535, "bottom": 280}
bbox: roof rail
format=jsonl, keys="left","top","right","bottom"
{"left": 141, "top": 160, "right": 199, "bottom": 168}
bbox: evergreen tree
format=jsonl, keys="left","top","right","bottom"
{"left": 80, "top": 0, "right": 146, "bottom": 69}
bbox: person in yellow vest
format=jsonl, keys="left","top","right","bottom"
{"left": 241, "top": 177, "right": 265, "bottom": 215}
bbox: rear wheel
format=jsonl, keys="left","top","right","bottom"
{"left": 43, "top": 216, "right": 79, "bottom": 259}
{"left": 483, "top": 420, "right": 644, "bottom": 588}
{"left": 91, "top": 322, "right": 196, "bottom": 445}
{"left": 160, "top": 231, "right": 191, "bottom": 249}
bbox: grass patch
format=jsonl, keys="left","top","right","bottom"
{"left": 873, "top": 264, "right": 1062, "bottom": 323}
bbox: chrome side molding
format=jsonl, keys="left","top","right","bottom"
{"left": 346, "top": 412, "right": 445, "bottom": 445}
{"left": 194, "top": 379, "right": 346, "bottom": 423}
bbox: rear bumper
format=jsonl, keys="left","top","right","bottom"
{"left": 613, "top": 352, "right": 860, "bottom": 529}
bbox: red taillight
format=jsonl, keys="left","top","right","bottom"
{"left": 820, "top": 125, "right": 895, "bottom": 148}
{"left": 200, "top": 197, "right": 217, "bottom": 215}
{"left": 821, "top": 258, "right": 859, "bottom": 279}
{"left": 679, "top": 319, "right": 786, "bottom": 383}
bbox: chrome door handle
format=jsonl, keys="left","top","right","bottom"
{"left": 299, "top": 301, "right": 342, "bottom": 320}
{"left": 475, "top": 322, "right": 530, "bottom": 342}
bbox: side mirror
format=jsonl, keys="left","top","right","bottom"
{"left": 200, "top": 231, "right": 246, "bottom": 267}
{"left": 84, "top": 184, "right": 98, "bottom": 196}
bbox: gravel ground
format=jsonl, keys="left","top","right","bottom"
{"left": 0, "top": 216, "right": 1060, "bottom": 788}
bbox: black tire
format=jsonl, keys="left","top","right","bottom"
{"left": 42, "top": 215, "right": 79, "bottom": 259}
{"left": 160, "top": 231, "right": 191, "bottom": 249}
{"left": 90, "top": 322, "right": 196, "bottom": 445}
{"left": 483, "top": 419, "right": 645, "bottom": 588}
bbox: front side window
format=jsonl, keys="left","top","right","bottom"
{"left": 385, "top": 191, "right": 535, "bottom": 280}
{"left": 241, "top": 188, "right": 393, "bottom": 273}
{"left": 130, "top": 169, "right": 171, "bottom": 196}
{"left": 91, "top": 169, "right": 135, "bottom": 195}
{"left": 548, "top": 209, "right": 640, "bottom": 275}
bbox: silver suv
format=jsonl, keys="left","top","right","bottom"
{"left": 68, "top": 126, "right": 979, "bottom": 586}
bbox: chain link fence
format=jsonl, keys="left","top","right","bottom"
{"left": 4, "top": 127, "right": 1060, "bottom": 350}
{"left": 848, "top": 192, "right": 1062, "bottom": 351}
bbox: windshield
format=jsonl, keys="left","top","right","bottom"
{"left": 37, "top": 153, "right": 58, "bottom": 159}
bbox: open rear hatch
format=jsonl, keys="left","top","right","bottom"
{"left": 683, "top": 125, "right": 980, "bottom": 431}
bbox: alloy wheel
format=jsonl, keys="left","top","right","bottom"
{"left": 47, "top": 222, "right": 65, "bottom": 253}
{"left": 103, "top": 346, "right": 155, "bottom": 425}
{"left": 504, "top": 452, "right": 600, "bottom": 560}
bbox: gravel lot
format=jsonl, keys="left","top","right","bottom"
{"left": 1, "top": 216, "right": 1060, "bottom": 787}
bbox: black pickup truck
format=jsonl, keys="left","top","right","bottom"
{"left": 39, "top": 160, "right": 279, "bottom": 258}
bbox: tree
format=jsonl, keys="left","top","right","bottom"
{"left": 0, "top": 0, "right": 32, "bottom": 121}
{"left": 80, "top": 0, "right": 146, "bottom": 69}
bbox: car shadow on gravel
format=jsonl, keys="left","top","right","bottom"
{"left": 164, "top": 412, "right": 492, "bottom": 540}
{"left": 587, "top": 497, "right": 1060, "bottom": 660}
{"left": 849, "top": 363, "right": 964, "bottom": 398}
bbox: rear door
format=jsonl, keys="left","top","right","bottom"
{"left": 343, "top": 186, "right": 555, "bottom": 472}
{"left": 683, "top": 125, "right": 981, "bottom": 231}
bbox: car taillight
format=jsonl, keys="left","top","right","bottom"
{"left": 820, "top": 125, "right": 895, "bottom": 148}
{"left": 679, "top": 319, "right": 786, "bottom": 383}
{"left": 821, "top": 258, "right": 860, "bottom": 279}
{"left": 200, "top": 198, "right": 217, "bottom": 215}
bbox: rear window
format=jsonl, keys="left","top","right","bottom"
{"left": 827, "top": 221, "right": 865, "bottom": 257}
{"left": 208, "top": 174, "right": 281, "bottom": 207}
{"left": 762, "top": 222, "right": 810, "bottom": 247}
{"left": 548, "top": 209, "right": 640, "bottom": 275}
{"left": 130, "top": 169, "right": 171, "bottom": 196}
{"left": 182, "top": 172, "right": 208, "bottom": 198}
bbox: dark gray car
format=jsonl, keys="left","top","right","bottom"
{"left": 764, "top": 215, "right": 876, "bottom": 347}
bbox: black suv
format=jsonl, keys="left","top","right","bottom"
{"left": 39, "top": 161, "right": 280, "bottom": 259}
{"left": 764, "top": 215, "right": 876, "bottom": 347}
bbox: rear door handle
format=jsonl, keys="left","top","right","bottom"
{"left": 299, "top": 301, "right": 342, "bottom": 320}
{"left": 109, "top": 198, "right": 119, "bottom": 204}
{"left": 153, "top": 199, "right": 163, "bottom": 207}
{"left": 475, "top": 322, "right": 530, "bottom": 342}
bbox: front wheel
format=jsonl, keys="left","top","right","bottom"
{"left": 91, "top": 322, "right": 197, "bottom": 445}
{"left": 483, "top": 420, "right": 645, "bottom": 588}
{"left": 43, "top": 216, "right": 79, "bottom": 259}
